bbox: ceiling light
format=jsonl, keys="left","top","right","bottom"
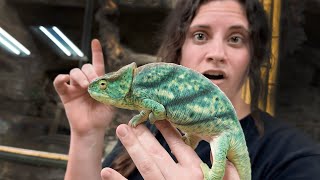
{"left": 52, "top": 26, "right": 84, "bottom": 57}
{"left": 0, "top": 27, "right": 31, "bottom": 56}
{"left": 39, "top": 26, "right": 72, "bottom": 56}
{"left": 36, "top": 26, "right": 85, "bottom": 60}
{"left": 0, "top": 35, "right": 21, "bottom": 55}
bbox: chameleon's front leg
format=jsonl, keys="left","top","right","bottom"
{"left": 130, "top": 99, "right": 166, "bottom": 127}
{"left": 129, "top": 110, "right": 151, "bottom": 127}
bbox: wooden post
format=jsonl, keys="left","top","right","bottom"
{"left": 266, "top": 0, "right": 281, "bottom": 116}
{"left": 241, "top": 0, "right": 281, "bottom": 116}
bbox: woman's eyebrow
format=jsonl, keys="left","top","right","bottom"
{"left": 229, "top": 25, "right": 249, "bottom": 34}
{"left": 189, "top": 25, "right": 211, "bottom": 30}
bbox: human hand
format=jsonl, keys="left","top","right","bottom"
{"left": 100, "top": 121, "right": 240, "bottom": 180}
{"left": 53, "top": 39, "right": 114, "bottom": 136}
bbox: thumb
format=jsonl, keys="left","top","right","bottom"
{"left": 101, "top": 167, "right": 128, "bottom": 180}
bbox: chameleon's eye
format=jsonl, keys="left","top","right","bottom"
{"left": 99, "top": 80, "right": 107, "bottom": 90}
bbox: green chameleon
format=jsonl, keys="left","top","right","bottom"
{"left": 88, "top": 62, "right": 251, "bottom": 180}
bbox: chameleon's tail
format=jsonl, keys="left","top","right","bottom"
{"left": 201, "top": 132, "right": 251, "bottom": 180}
{"left": 228, "top": 133, "right": 251, "bottom": 180}
{"left": 202, "top": 133, "right": 229, "bottom": 180}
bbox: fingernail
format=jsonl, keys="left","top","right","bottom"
{"left": 117, "top": 126, "right": 128, "bottom": 138}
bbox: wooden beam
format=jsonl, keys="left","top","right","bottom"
{"left": 0, "top": 145, "right": 68, "bottom": 168}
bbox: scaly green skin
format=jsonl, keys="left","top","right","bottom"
{"left": 88, "top": 62, "right": 251, "bottom": 180}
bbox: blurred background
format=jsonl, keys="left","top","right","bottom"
{"left": 0, "top": 0, "right": 319, "bottom": 179}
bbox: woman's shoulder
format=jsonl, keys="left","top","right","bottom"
{"left": 242, "top": 110, "right": 320, "bottom": 179}
{"left": 242, "top": 110, "right": 318, "bottom": 146}
{"left": 242, "top": 110, "right": 320, "bottom": 155}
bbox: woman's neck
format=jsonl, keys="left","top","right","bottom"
{"left": 231, "top": 97, "right": 251, "bottom": 120}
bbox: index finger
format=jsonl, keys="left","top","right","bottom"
{"left": 91, "top": 39, "right": 105, "bottom": 76}
{"left": 155, "top": 121, "right": 202, "bottom": 166}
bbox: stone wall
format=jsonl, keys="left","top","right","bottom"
{"left": 275, "top": 0, "right": 320, "bottom": 142}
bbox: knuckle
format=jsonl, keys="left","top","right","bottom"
{"left": 147, "top": 145, "right": 167, "bottom": 159}
{"left": 170, "top": 138, "right": 186, "bottom": 149}
{"left": 69, "top": 68, "right": 80, "bottom": 75}
{"left": 132, "top": 124, "right": 148, "bottom": 137}
{"left": 53, "top": 74, "right": 69, "bottom": 89}
{"left": 53, "top": 74, "right": 62, "bottom": 84}
{"left": 81, "top": 63, "right": 92, "bottom": 70}
{"left": 193, "top": 169, "right": 204, "bottom": 179}
{"left": 137, "top": 159, "right": 154, "bottom": 175}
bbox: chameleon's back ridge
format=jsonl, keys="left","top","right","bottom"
{"left": 88, "top": 62, "right": 251, "bottom": 180}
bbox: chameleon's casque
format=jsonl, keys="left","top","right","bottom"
{"left": 88, "top": 62, "right": 251, "bottom": 180}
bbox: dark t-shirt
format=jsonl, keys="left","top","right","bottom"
{"left": 103, "top": 111, "right": 320, "bottom": 179}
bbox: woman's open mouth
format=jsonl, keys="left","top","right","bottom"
{"left": 203, "top": 73, "right": 224, "bottom": 80}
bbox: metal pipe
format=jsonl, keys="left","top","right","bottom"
{"left": 79, "top": 0, "right": 94, "bottom": 67}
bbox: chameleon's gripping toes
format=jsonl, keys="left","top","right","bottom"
{"left": 88, "top": 62, "right": 251, "bottom": 180}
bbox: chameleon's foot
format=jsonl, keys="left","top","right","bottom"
{"left": 182, "top": 134, "right": 200, "bottom": 149}
{"left": 129, "top": 118, "right": 140, "bottom": 127}
{"left": 149, "top": 113, "right": 157, "bottom": 124}
{"left": 182, "top": 136, "right": 191, "bottom": 146}
{"left": 129, "top": 111, "right": 150, "bottom": 127}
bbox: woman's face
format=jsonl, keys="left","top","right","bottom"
{"left": 180, "top": 0, "right": 250, "bottom": 104}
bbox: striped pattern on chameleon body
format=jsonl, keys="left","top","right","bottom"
{"left": 132, "top": 63, "right": 239, "bottom": 136}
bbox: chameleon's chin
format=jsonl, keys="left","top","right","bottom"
{"left": 88, "top": 90, "right": 102, "bottom": 101}
{"left": 88, "top": 90, "right": 113, "bottom": 106}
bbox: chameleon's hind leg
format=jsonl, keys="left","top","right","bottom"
{"left": 129, "top": 110, "right": 151, "bottom": 127}
{"left": 200, "top": 134, "right": 229, "bottom": 180}
{"left": 182, "top": 133, "right": 201, "bottom": 149}
{"left": 227, "top": 135, "right": 251, "bottom": 180}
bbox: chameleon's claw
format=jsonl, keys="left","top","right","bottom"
{"left": 182, "top": 135, "right": 190, "bottom": 145}
{"left": 129, "top": 110, "right": 150, "bottom": 127}
{"left": 182, "top": 134, "right": 201, "bottom": 149}
{"left": 128, "top": 119, "right": 138, "bottom": 127}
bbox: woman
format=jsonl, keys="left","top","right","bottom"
{"left": 54, "top": 0, "right": 320, "bottom": 179}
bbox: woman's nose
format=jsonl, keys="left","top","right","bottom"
{"left": 205, "top": 40, "right": 226, "bottom": 63}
